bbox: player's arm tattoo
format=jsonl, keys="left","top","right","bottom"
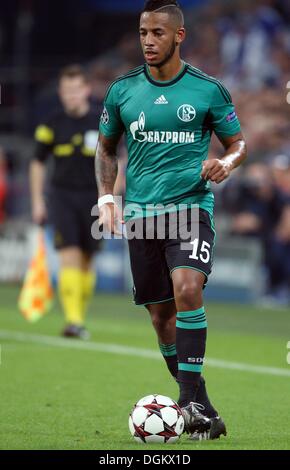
{"left": 95, "top": 133, "right": 122, "bottom": 195}
{"left": 218, "top": 132, "right": 247, "bottom": 170}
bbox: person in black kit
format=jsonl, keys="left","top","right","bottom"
{"left": 30, "top": 65, "right": 100, "bottom": 338}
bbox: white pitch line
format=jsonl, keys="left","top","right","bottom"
{"left": 0, "top": 330, "right": 290, "bottom": 378}
{"left": 0, "top": 330, "right": 161, "bottom": 359}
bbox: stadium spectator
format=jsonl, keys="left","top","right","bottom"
{"left": 0, "top": 148, "right": 8, "bottom": 224}
{"left": 223, "top": 162, "right": 290, "bottom": 302}
{"left": 270, "top": 154, "right": 290, "bottom": 195}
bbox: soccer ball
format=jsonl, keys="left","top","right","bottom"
{"left": 129, "top": 394, "right": 184, "bottom": 444}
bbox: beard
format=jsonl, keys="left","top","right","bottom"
{"left": 148, "top": 40, "right": 177, "bottom": 68}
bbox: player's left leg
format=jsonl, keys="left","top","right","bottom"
{"left": 163, "top": 208, "right": 226, "bottom": 438}
{"left": 171, "top": 268, "right": 207, "bottom": 407}
{"left": 172, "top": 268, "right": 226, "bottom": 439}
{"left": 145, "top": 300, "right": 218, "bottom": 418}
{"left": 145, "top": 277, "right": 212, "bottom": 436}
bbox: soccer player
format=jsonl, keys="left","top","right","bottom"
{"left": 30, "top": 65, "right": 100, "bottom": 339}
{"left": 96, "top": 0, "right": 247, "bottom": 439}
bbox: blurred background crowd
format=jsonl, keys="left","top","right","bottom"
{"left": 0, "top": 0, "right": 290, "bottom": 304}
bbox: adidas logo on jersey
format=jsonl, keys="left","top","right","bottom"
{"left": 154, "top": 95, "right": 168, "bottom": 104}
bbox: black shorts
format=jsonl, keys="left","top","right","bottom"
{"left": 48, "top": 186, "right": 101, "bottom": 254}
{"left": 127, "top": 209, "right": 215, "bottom": 305}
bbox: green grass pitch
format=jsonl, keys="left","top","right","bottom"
{"left": 0, "top": 285, "right": 289, "bottom": 450}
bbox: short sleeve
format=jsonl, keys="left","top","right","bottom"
{"left": 33, "top": 123, "right": 55, "bottom": 162}
{"left": 99, "top": 82, "right": 124, "bottom": 137}
{"left": 209, "top": 83, "right": 241, "bottom": 137}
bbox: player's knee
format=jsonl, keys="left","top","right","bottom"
{"left": 175, "top": 281, "right": 202, "bottom": 306}
{"left": 148, "top": 310, "right": 173, "bottom": 334}
{"left": 150, "top": 312, "right": 166, "bottom": 332}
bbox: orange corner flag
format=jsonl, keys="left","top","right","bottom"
{"left": 18, "top": 230, "right": 54, "bottom": 322}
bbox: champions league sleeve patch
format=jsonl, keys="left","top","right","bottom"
{"left": 226, "top": 110, "right": 237, "bottom": 122}
{"left": 101, "top": 107, "right": 109, "bottom": 125}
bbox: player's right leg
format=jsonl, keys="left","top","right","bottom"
{"left": 145, "top": 300, "right": 178, "bottom": 379}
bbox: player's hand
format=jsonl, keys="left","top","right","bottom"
{"left": 201, "top": 159, "right": 232, "bottom": 184}
{"left": 32, "top": 198, "right": 47, "bottom": 225}
{"left": 98, "top": 202, "right": 123, "bottom": 236}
